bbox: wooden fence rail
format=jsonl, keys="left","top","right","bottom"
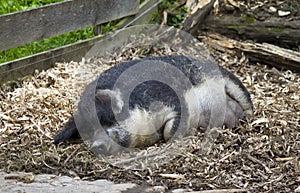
{"left": 0, "top": 0, "right": 158, "bottom": 84}
{"left": 0, "top": 0, "right": 139, "bottom": 51}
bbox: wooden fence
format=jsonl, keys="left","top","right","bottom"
{"left": 0, "top": 0, "right": 158, "bottom": 84}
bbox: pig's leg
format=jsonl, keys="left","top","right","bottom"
{"left": 224, "top": 96, "right": 245, "bottom": 128}
{"left": 53, "top": 116, "right": 79, "bottom": 144}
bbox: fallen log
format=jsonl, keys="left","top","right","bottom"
{"left": 181, "top": 0, "right": 300, "bottom": 49}
{"left": 198, "top": 15, "right": 300, "bottom": 49}
{"left": 200, "top": 34, "right": 300, "bottom": 72}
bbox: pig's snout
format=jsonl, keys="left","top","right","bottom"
{"left": 91, "top": 141, "right": 108, "bottom": 155}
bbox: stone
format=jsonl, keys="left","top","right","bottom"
{"left": 0, "top": 172, "right": 136, "bottom": 193}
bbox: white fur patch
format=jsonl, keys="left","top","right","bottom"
{"left": 122, "top": 106, "right": 177, "bottom": 136}
{"left": 185, "top": 78, "right": 227, "bottom": 129}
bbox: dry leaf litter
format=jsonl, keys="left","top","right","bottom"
{"left": 0, "top": 41, "right": 299, "bottom": 192}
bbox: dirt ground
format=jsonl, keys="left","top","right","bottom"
{"left": 0, "top": 0, "right": 299, "bottom": 192}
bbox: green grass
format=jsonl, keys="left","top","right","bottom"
{"left": 0, "top": 0, "right": 64, "bottom": 15}
{"left": 152, "top": 0, "right": 187, "bottom": 27}
{"left": 0, "top": 0, "right": 186, "bottom": 64}
{"left": 0, "top": 0, "right": 95, "bottom": 64}
{"left": 0, "top": 27, "right": 95, "bottom": 63}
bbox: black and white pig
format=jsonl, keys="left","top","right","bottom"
{"left": 53, "top": 55, "right": 253, "bottom": 155}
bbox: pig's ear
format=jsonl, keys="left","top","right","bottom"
{"left": 94, "top": 89, "right": 111, "bottom": 104}
{"left": 95, "top": 89, "right": 124, "bottom": 114}
{"left": 53, "top": 116, "right": 79, "bottom": 144}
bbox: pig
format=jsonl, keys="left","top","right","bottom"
{"left": 53, "top": 55, "right": 253, "bottom": 155}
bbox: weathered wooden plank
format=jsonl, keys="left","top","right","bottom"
{"left": 129, "top": 0, "right": 160, "bottom": 26}
{"left": 115, "top": 0, "right": 160, "bottom": 29}
{"left": 0, "top": 0, "right": 161, "bottom": 84}
{"left": 0, "top": 35, "right": 103, "bottom": 84}
{"left": 0, "top": 0, "right": 139, "bottom": 52}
